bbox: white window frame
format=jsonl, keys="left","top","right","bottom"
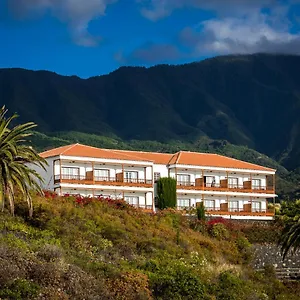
{"left": 228, "top": 177, "right": 239, "bottom": 188}
{"left": 124, "top": 196, "right": 139, "bottom": 207}
{"left": 94, "top": 169, "right": 110, "bottom": 180}
{"left": 252, "top": 179, "right": 261, "bottom": 190}
{"left": 177, "top": 199, "right": 190, "bottom": 209}
{"left": 204, "top": 200, "right": 215, "bottom": 210}
{"left": 61, "top": 167, "right": 79, "bottom": 179}
{"left": 204, "top": 176, "right": 216, "bottom": 187}
{"left": 177, "top": 174, "right": 191, "bottom": 186}
{"left": 252, "top": 201, "right": 261, "bottom": 212}
{"left": 228, "top": 201, "right": 239, "bottom": 212}
{"left": 124, "top": 171, "right": 138, "bottom": 183}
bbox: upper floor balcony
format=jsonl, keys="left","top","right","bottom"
{"left": 176, "top": 176, "right": 275, "bottom": 194}
{"left": 54, "top": 172, "right": 153, "bottom": 188}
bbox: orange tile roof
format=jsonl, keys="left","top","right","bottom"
{"left": 171, "top": 151, "right": 275, "bottom": 172}
{"left": 40, "top": 144, "right": 275, "bottom": 172}
{"left": 40, "top": 144, "right": 153, "bottom": 162}
{"left": 112, "top": 149, "right": 173, "bottom": 164}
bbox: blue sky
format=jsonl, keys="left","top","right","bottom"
{"left": 1, "top": 0, "right": 300, "bottom": 78}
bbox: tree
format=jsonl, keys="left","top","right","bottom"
{"left": 0, "top": 106, "right": 46, "bottom": 217}
{"left": 156, "top": 177, "right": 177, "bottom": 209}
{"left": 196, "top": 202, "right": 206, "bottom": 221}
{"left": 278, "top": 200, "right": 300, "bottom": 258}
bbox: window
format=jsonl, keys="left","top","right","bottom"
{"left": 228, "top": 177, "right": 238, "bottom": 188}
{"left": 252, "top": 201, "right": 261, "bottom": 212}
{"left": 177, "top": 199, "right": 190, "bottom": 209}
{"left": 228, "top": 201, "right": 239, "bottom": 212}
{"left": 61, "top": 167, "right": 79, "bottom": 179}
{"left": 252, "top": 179, "right": 261, "bottom": 190}
{"left": 94, "top": 169, "right": 109, "bottom": 180}
{"left": 177, "top": 174, "right": 191, "bottom": 186}
{"left": 204, "top": 176, "right": 216, "bottom": 187}
{"left": 154, "top": 172, "right": 161, "bottom": 182}
{"left": 124, "top": 171, "right": 138, "bottom": 183}
{"left": 125, "top": 196, "right": 139, "bottom": 207}
{"left": 204, "top": 200, "right": 215, "bottom": 210}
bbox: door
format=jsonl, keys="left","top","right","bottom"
{"left": 177, "top": 174, "right": 191, "bottom": 186}
{"left": 204, "top": 176, "right": 215, "bottom": 187}
{"left": 61, "top": 167, "right": 79, "bottom": 180}
{"left": 228, "top": 201, "right": 239, "bottom": 212}
{"left": 125, "top": 196, "right": 139, "bottom": 207}
{"left": 228, "top": 177, "right": 238, "bottom": 188}
{"left": 252, "top": 179, "right": 261, "bottom": 190}
{"left": 94, "top": 169, "right": 109, "bottom": 181}
{"left": 124, "top": 171, "right": 138, "bottom": 183}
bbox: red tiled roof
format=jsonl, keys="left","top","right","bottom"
{"left": 112, "top": 149, "right": 173, "bottom": 164}
{"left": 171, "top": 151, "right": 275, "bottom": 172}
{"left": 40, "top": 144, "right": 153, "bottom": 162}
{"left": 40, "top": 144, "right": 275, "bottom": 172}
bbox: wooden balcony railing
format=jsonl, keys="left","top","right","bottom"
{"left": 54, "top": 174, "right": 153, "bottom": 187}
{"left": 206, "top": 208, "right": 275, "bottom": 217}
{"left": 54, "top": 174, "right": 92, "bottom": 184}
{"left": 176, "top": 180, "right": 275, "bottom": 194}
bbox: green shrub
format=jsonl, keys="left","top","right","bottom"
{"left": 0, "top": 279, "right": 40, "bottom": 300}
{"left": 157, "top": 177, "right": 177, "bottom": 209}
{"left": 235, "top": 236, "right": 252, "bottom": 264}
{"left": 149, "top": 260, "right": 207, "bottom": 300}
{"left": 211, "top": 223, "right": 229, "bottom": 240}
{"left": 215, "top": 271, "right": 246, "bottom": 300}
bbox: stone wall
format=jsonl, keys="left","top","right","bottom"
{"left": 251, "top": 244, "right": 300, "bottom": 269}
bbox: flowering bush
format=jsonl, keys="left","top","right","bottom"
{"left": 43, "top": 190, "right": 57, "bottom": 199}
{"left": 64, "top": 194, "right": 131, "bottom": 210}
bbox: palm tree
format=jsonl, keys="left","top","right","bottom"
{"left": 278, "top": 200, "right": 300, "bottom": 259}
{"left": 0, "top": 105, "right": 46, "bottom": 217}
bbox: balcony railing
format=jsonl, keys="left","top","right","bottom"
{"left": 55, "top": 174, "right": 153, "bottom": 187}
{"left": 176, "top": 180, "right": 275, "bottom": 194}
{"left": 206, "top": 208, "right": 275, "bottom": 217}
{"left": 123, "top": 178, "right": 153, "bottom": 185}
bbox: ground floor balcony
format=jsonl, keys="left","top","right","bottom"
{"left": 205, "top": 207, "right": 275, "bottom": 217}
{"left": 55, "top": 186, "right": 154, "bottom": 212}
{"left": 54, "top": 174, "right": 153, "bottom": 188}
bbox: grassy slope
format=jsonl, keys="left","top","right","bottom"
{"left": 30, "top": 131, "right": 297, "bottom": 199}
{"left": 0, "top": 194, "right": 299, "bottom": 299}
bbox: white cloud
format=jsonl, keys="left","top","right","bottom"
{"left": 139, "top": 0, "right": 278, "bottom": 21}
{"left": 179, "top": 9, "right": 300, "bottom": 55}
{"left": 7, "top": 0, "right": 117, "bottom": 46}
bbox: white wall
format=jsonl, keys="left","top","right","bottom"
{"left": 153, "top": 164, "right": 169, "bottom": 178}
{"left": 27, "top": 157, "right": 56, "bottom": 190}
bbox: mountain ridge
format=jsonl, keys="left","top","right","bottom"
{"left": 1, "top": 53, "right": 300, "bottom": 171}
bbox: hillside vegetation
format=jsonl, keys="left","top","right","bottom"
{"left": 0, "top": 193, "right": 299, "bottom": 299}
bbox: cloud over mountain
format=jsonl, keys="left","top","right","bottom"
{"left": 6, "top": 0, "right": 117, "bottom": 46}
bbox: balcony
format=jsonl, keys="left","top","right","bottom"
{"left": 54, "top": 173, "right": 153, "bottom": 187}
{"left": 205, "top": 208, "right": 275, "bottom": 217}
{"left": 204, "top": 202, "right": 275, "bottom": 217}
{"left": 176, "top": 178, "right": 275, "bottom": 194}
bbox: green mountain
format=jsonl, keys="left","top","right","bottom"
{"left": 2, "top": 53, "right": 300, "bottom": 198}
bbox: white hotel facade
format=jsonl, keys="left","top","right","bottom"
{"left": 36, "top": 144, "right": 277, "bottom": 220}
